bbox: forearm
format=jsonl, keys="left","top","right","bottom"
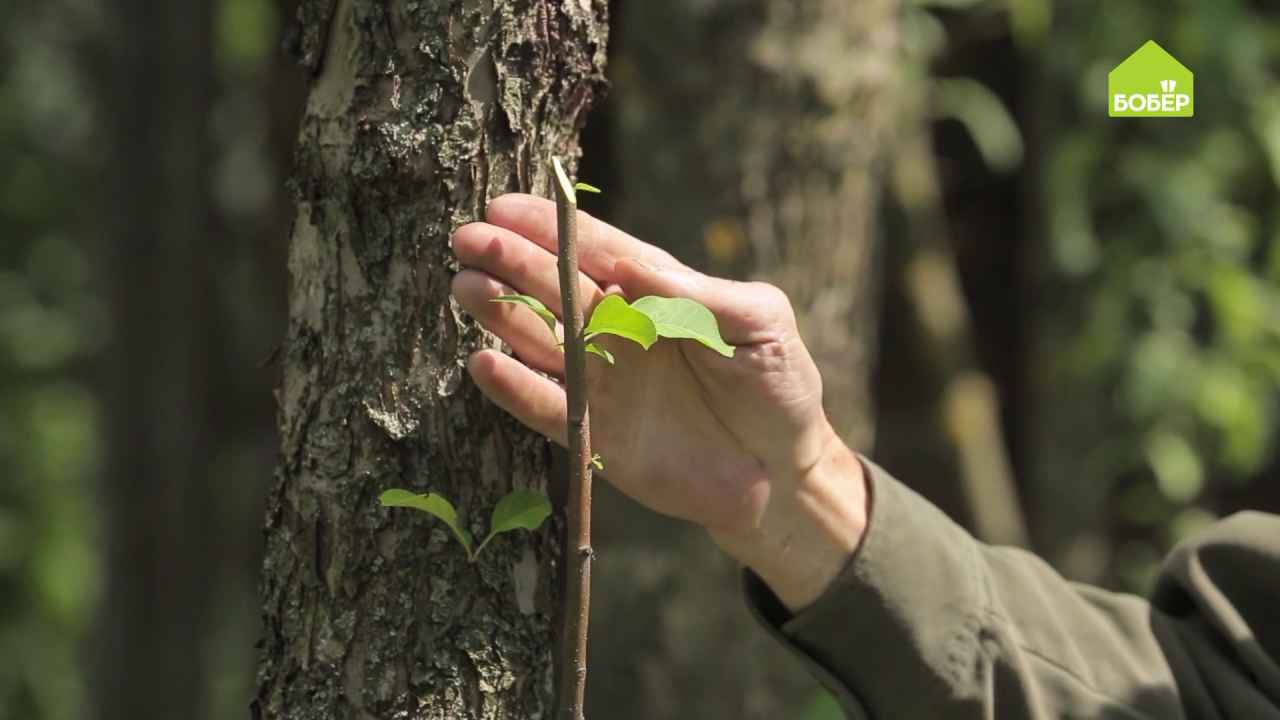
{"left": 736, "top": 457, "right": 1280, "bottom": 719}
{"left": 708, "top": 425, "right": 868, "bottom": 611}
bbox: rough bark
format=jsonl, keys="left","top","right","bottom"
{"left": 90, "top": 0, "right": 219, "bottom": 718}
{"left": 253, "top": 1, "right": 607, "bottom": 718}
{"left": 589, "top": 2, "right": 900, "bottom": 717}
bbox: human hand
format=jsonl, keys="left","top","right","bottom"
{"left": 451, "top": 194, "right": 867, "bottom": 609}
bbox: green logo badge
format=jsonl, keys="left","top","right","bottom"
{"left": 1108, "top": 41, "right": 1194, "bottom": 118}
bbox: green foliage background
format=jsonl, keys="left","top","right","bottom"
{"left": 0, "top": 0, "right": 287, "bottom": 716}
{"left": 0, "top": 1, "right": 98, "bottom": 716}
{"left": 1031, "top": 0, "right": 1280, "bottom": 590}
{"left": 0, "top": 0, "right": 1275, "bottom": 718}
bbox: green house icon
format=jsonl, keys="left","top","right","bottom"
{"left": 1108, "top": 41, "right": 1194, "bottom": 118}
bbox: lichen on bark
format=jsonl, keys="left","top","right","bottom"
{"left": 255, "top": 1, "right": 608, "bottom": 718}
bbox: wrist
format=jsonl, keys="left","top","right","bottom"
{"left": 709, "top": 424, "right": 868, "bottom": 611}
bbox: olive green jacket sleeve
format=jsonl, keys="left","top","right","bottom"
{"left": 744, "top": 457, "right": 1280, "bottom": 719}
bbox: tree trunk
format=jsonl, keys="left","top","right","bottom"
{"left": 91, "top": 1, "right": 218, "bottom": 718}
{"left": 879, "top": 118, "right": 1027, "bottom": 548}
{"left": 203, "top": 1, "right": 310, "bottom": 715}
{"left": 253, "top": 1, "right": 607, "bottom": 718}
{"left": 588, "top": 3, "right": 899, "bottom": 717}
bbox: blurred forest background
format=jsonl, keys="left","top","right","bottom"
{"left": 2, "top": 0, "right": 1278, "bottom": 718}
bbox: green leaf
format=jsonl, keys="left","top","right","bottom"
{"left": 630, "top": 296, "right": 736, "bottom": 357}
{"left": 491, "top": 294, "right": 557, "bottom": 338}
{"left": 591, "top": 454, "right": 604, "bottom": 471}
{"left": 574, "top": 181, "right": 602, "bottom": 194}
{"left": 489, "top": 490, "right": 552, "bottom": 535}
{"left": 380, "top": 489, "right": 474, "bottom": 557}
{"left": 585, "top": 343, "right": 614, "bottom": 364}
{"left": 583, "top": 295, "right": 658, "bottom": 349}
{"left": 476, "top": 489, "right": 552, "bottom": 556}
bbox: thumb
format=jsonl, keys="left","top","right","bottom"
{"left": 611, "top": 258, "right": 790, "bottom": 345}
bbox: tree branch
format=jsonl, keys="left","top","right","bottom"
{"left": 551, "top": 157, "right": 593, "bottom": 720}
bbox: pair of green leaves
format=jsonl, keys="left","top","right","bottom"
{"left": 491, "top": 293, "right": 736, "bottom": 363}
{"left": 379, "top": 488, "right": 551, "bottom": 562}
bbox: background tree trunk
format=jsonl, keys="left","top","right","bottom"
{"left": 202, "top": 0, "right": 309, "bottom": 714}
{"left": 91, "top": 1, "right": 219, "bottom": 718}
{"left": 587, "top": 2, "right": 900, "bottom": 717}
{"left": 253, "top": 1, "right": 607, "bottom": 717}
{"left": 876, "top": 109, "right": 1027, "bottom": 549}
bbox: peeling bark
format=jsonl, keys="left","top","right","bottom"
{"left": 254, "top": 2, "right": 608, "bottom": 718}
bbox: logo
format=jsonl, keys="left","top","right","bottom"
{"left": 1108, "top": 41, "right": 1194, "bottom": 118}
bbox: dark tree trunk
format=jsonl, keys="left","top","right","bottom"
{"left": 91, "top": 1, "right": 219, "bottom": 718}
{"left": 253, "top": 1, "right": 607, "bottom": 718}
{"left": 876, "top": 120, "right": 1027, "bottom": 548}
{"left": 588, "top": 2, "right": 900, "bottom": 717}
{"left": 202, "top": 1, "right": 309, "bottom": 714}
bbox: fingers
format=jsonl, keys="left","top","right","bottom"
{"left": 452, "top": 220, "right": 604, "bottom": 318}
{"left": 467, "top": 349, "right": 568, "bottom": 446}
{"left": 451, "top": 270, "right": 565, "bottom": 376}
{"left": 610, "top": 258, "right": 793, "bottom": 345}
{"left": 485, "top": 194, "right": 684, "bottom": 280}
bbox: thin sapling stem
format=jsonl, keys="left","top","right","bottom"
{"left": 551, "top": 157, "right": 593, "bottom": 720}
